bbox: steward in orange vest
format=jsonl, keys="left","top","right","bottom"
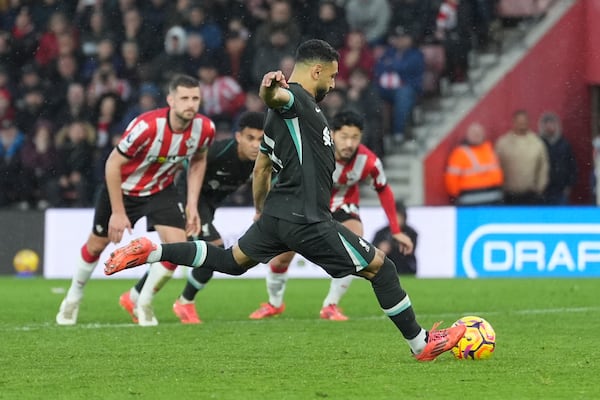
{"left": 444, "top": 123, "right": 504, "bottom": 205}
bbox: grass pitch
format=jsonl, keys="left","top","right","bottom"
{"left": 1, "top": 276, "right": 598, "bottom": 400}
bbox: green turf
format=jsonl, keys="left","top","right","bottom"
{"left": 1, "top": 276, "right": 598, "bottom": 400}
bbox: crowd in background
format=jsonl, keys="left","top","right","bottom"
{"left": 0, "top": 0, "right": 501, "bottom": 210}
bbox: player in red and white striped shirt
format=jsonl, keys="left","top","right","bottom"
{"left": 249, "top": 110, "right": 410, "bottom": 321}
{"left": 56, "top": 75, "right": 215, "bottom": 326}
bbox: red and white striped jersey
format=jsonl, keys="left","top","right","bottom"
{"left": 117, "top": 107, "right": 215, "bottom": 197}
{"left": 200, "top": 76, "right": 246, "bottom": 117}
{"left": 330, "top": 144, "right": 387, "bottom": 211}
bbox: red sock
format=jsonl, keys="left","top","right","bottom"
{"left": 81, "top": 244, "right": 99, "bottom": 263}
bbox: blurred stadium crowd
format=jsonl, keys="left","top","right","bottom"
{"left": 0, "top": 0, "right": 522, "bottom": 210}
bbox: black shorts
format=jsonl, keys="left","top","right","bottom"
{"left": 197, "top": 201, "right": 221, "bottom": 242}
{"left": 92, "top": 184, "right": 186, "bottom": 237}
{"left": 332, "top": 204, "right": 361, "bottom": 224}
{"left": 238, "top": 214, "right": 376, "bottom": 278}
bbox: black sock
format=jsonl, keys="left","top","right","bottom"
{"left": 370, "top": 257, "right": 422, "bottom": 339}
{"left": 134, "top": 272, "right": 148, "bottom": 293}
{"left": 160, "top": 241, "right": 248, "bottom": 275}
{"left": 181, "top": 267, "right": 214, "bottom": 301}
{"left": 180, "top": 244, "right": 223, "bottom": 301}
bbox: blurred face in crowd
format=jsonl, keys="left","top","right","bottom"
{"left": 167, "top": 85, "right": 201, "bottom": 124}
{"left": 332, "top": 124, "right": 362, "bottom": 161}
{"left": 235, "top": 126, "right": 263, "bottom": 161}
{"left": 541, "top": 118, "right": 560, "bottom": 137}
{"left": 465, "top": 123, "right": 486, "bottom": 145}
{"left": 198, "top": 65, "right": 218, "bottom": 84}
{"left": 67, "top": 83, "right": 85, "bottom": 107}
{"left": 68, "top": 122, "right": 87, "bottom": 143}
{"left": 513, "top": 112, "right": 529, "bottom": 134}
{"left": 186, "top": 34, "right": 205, "bottom": 58}
{"left": 270, "top": 1, "right": 291, "bottom": 24}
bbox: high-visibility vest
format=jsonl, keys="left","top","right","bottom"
{"left": 444, "top": 141, "right": 504, "bottom": 205}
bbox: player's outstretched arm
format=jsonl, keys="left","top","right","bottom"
{"left": 259, "top": 70, "right": 290, "bottom": 109}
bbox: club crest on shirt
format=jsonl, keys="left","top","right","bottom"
{"left": 322, "top": 127, "right": 332, "bottom": 146}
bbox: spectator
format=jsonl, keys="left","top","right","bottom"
{"left": 0, "top": 119, "right": 26, "bottom": 208}
{"left": 372, "top": 200, "right": 418, "bottom": 275}
{"left": 184, "top": 4, "right": 223, "bottom": 51}
{"left": 344, "top": 0, "right": 391, "bottom": 46}
{"left": 538, "top": 112, "right": 578, "bottom": 205}
{"left": 337, "top": 30, "right": 376, "bottom": 89}
{"left": 197, "top": 60, "right": 246, "bottom": 122}
{"left": 47, "top": 54, "right": 81, "bottom": 111}
{"left": 495, "top": 110, "right": 549, "bottom": 205}
{"left": 81, "top": 37, "right": 122, "bottom": 82}
{"left": 14, "top": 85, "right": 51, "bottom": 136}
{"left": 222, "top": 29, "right": 252, "bottom": 89}
{"left": 10, "top": 7, "right": 37, "bottom": 68}
{"left": 79, "top": 9, "right": 112, "bottom": 58}
{"left": 184, "top": 33, "right": 212, "bottom": 77}
{"left": 389, "top": 0, "right": 431, "bottom": 43}
{"left": 345, "top": 67, "right": 385, "bottom": 158}
{"left": 92, "top": 92, "right": 124, "bottom": 152}
{"left": 118, "top": 8, "right": 157, "bottom": 63}
{"left": 86, "top": 63, "right": 131, "bottom": 106}
{"left": 55, "top": 82, "right": 92, "bottom": 128}
{"left": 435, "top": 0, "right": 474, "bottom": 83}
{"left": 141, "top": 0, "right": 168, "bottom": 38}
{"left": 374, "top": 26, "right": 425, "bottom": 144}
{"left": 0, "top": 88, "right": 15, "bottom": 126}
{"left": 16, "top": 64, "right": 45, "bottom": 100}
{"left": 19, "top": 120, "right": 59, "bottom": 209}
{"left": 311, "top": 1, "right": 348, "bottom": 51}
{"left": 147, "top": 25, "right": 188, "bottom": 89}
{"left": 35, "top": 11, "right": 77, "bottom": 68}
{"left": 251, "top": 27, "right": 296, "bottom": 88}
{"left": 444, "top": 122, "right": 504, "bottom": 205}
{"left": 252, "top": 0, "right": 301, "bottom": 50}
{"left": 120, "top": 40, "right": 144, "bottom": 90}
{"left": 51, "top": 120, "right": 95, "bottom": 207}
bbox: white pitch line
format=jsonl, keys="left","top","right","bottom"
{"left": 2, "top": 306, "right": 598, "bottom": 332}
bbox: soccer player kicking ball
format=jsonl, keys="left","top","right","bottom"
{"left": 249, "top": 110, "right": 409, "bottom": 321}
{"left": 105, "top": 39, "right": 465, "bottom": 361}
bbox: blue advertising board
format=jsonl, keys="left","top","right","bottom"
{"left": 456, "top": 207, "right": 600, "bottom": 278}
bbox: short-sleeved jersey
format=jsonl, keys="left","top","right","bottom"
{"left": 330, "top": 144, "right": 387, "bottom": 212}
{"left": 201, "top": 138, "right": 255, "bottom": 208}
{"left": 260, "top": 83, "right": 335, "bottom": 223}
{"left": 117, "top": 107, "right": 215, "bottom": 197}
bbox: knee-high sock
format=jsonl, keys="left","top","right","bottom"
{"left": 154, "top": 241, "right": 247, "bottom": 275}
{"left": 137, "top": 262, "right": 174, "bottom": 306}
{"left": 266, "top": 265, "right": 288, "bottom": 308}
{"left": 181, "top": 266, "right": 214, "bottom": 302}
{"left": 370, "top": 257, "right": 425, "bottom": 352}
{"left": 322, "top": 275, "right": 353, "bottom": 307}
{"left": 66, "top": 245, "right": 99, "bottom": 302}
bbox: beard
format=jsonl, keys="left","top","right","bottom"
{"left": 315, "top": 87, "right": 329, "bottom": 103}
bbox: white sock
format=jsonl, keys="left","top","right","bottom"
{"left": 146, "top": 246, "right": 163, "bottom": 263}
{"left": 66, "top": 257, "right": 98, "bottom": 302}
{"left": 129, "top": 286, "right": 140, "bottom": 303}
{"left": 138, "top": 262, "right": 173, "bottom": 306}
{"left": 407, "top": 329, "right": 428, "bottom": 354}
{"left": 322, "top": 275, "right": 353, "bottom": 307}
{"left": 266, "top": 269, "right": 288, "bottom": 308}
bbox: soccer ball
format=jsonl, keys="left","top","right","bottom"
{"left": 450, "top": 315, "right": 496, "bottom": 360}
{"left": 13, "top": 249, "right": 40, "bottom": 274}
